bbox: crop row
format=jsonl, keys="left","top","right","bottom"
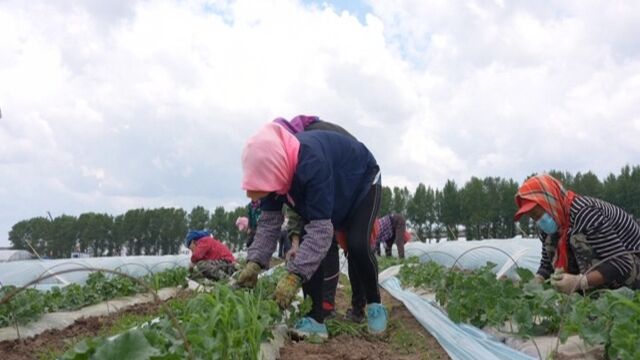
{"left": 0, "top": 267, "right": 189, "bottom": 327}
{"left": 397, "top": 260, "right": 640, "bottom": 360}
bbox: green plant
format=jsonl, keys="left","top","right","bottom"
{"left": 60, "top": 281, "right": 285, "bottom": 359}
{"left": 0, "top": 267, "right": 190, "bottom": 327}
{"left": 397, "top": 260, "right": 640, "bottom": 359}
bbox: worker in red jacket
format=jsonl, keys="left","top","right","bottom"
{"left": 185, "top": 230, "right": 236, "bottom": 281}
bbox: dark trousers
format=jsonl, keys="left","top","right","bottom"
{"left": 302, "top": 239, "right": 339, "bottom": 323}
{"left": 346, "top": 183, "right": 382, "bottom": 311}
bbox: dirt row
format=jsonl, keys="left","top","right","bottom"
{"left": 280, "top": 288, "right": 449, "bottom": 360}
{"left": 0, "top": 286, "right": 449, "bottom": 360}
{"left": 0, "top": 290, "right": 192, "bottom": 360}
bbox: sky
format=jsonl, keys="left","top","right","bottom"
{"left": 1, "top": 0, "right": 639, "bottom": 246}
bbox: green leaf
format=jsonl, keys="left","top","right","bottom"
{"left": 93, "top": 330, "right": 161, "bottom": 360}
{"left": 515, "top": 267, "right": 534, "bottom": 283}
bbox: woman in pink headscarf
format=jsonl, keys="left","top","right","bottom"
{"left": 236, "top": 120, "right": 386, "bottom": 338}
{"left": 235, "top": 216, "right": 249, "bottom": 232}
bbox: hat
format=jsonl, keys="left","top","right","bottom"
{"left": 184, "top": 230, "right": 210, "bottom": 248}
{"left": 514, "top": 199, "right": 537, "bottom": 221}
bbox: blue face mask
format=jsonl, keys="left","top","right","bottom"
{"left": 537, "top": 213, "right": 558, "bottom": 234}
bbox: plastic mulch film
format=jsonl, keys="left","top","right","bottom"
{"left": 380, "top": 276, "right": 537, "bottom": 360}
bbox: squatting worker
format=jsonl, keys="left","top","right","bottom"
{"left": 514, "top": 174, "right": 640, "bottom": 294}
{"left": 236, "top": 120, "right": 387, "bottom": 338}
{"left": 185, "top": 230, "right": 236, "bottom": 281}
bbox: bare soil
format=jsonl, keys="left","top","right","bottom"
{"left": 0, "top": 275, "right": 451, "bottom": 360}
{"left": 0, "top": 290, "right": 191, "bottom": 360}
{"left": 280, "top": 287, "right": 450, "bottom": 360}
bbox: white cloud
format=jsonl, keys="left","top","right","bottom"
{"left": 0, "top": 0, "right": 639, "bottom": 245}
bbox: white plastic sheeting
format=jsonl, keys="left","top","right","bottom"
{"left": 0, "top": 255, "right": 190, "bottom": 290}
{"left": 403, "top": 237, "right": 542, "bottom": 278}
{"left": 380, "top": 274, "right": 537, "bottom": 360}
{"left": 0, "top": 250, "right": 34, "bottom": 262}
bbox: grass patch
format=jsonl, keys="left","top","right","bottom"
{"left": 387, "top": 318, "right": 431, "bottom": 355}
{"left": 326, "top": 318, "right": 367, "bottom": 337}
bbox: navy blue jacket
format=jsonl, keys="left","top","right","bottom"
{"left": 262, "top": 130, "right": 378, "bottom": 228}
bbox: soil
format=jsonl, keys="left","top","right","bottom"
{"left": 280, "top": 287, "right": 450, "bottom": 360}
{"left": 0, "top": 275, "right": 451, "bottom": 360}
{"left": 0, "top": 289, "right": 192, "bottom": 360}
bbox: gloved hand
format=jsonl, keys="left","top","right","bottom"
{"left": 274, "top": 272, "right": 302, "bottom": 309}
{"left": 533, "top": 274, "right": 545, "bottom": 284}
{"left": 551, "top": 273, "right": 588, "bottom": 294}
{"left": 236, "top": 261, "right": 262, "bottom": 288}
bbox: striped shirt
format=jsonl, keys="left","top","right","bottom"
{"left": 537, "top": 196, "right": 640, "bottom": 284}
{"left": 377, "top": 215, "right": 394, "bottom": 246}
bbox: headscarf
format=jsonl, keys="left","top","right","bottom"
{"left": 241, "top": 123, "right": 300, "bottom": 195}
{"left": 514, "top": 174, "right": 576, "bottom": 271}
{"left": 184, "top": 230, "right": 211, "bottom": 248}
{"left": 235, "top": 217, "right": 249, "bottom": 232}
{"left": 272, "top": 115, "right": 319, "bottom": 134}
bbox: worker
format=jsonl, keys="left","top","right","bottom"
{"left": 236, "top": 121, "right": 387, "bottom": 338}
{"left": 514, "top": 174, "right": 640, "bottom": 294}
{"left": 375, "top": 213, "right": 411, "bottom": 259}
{"left": 185, "top": 230, "right": 236, "bottom": 281}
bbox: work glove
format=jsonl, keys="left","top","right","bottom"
{"left": 236, "top": 261, "right": 262, "bottom": 288}
{"left": 274, "top": 272, "right": 302, "bottom": 309}
{"left": 533, "top": 274, "right": 545, "bottom": 284}
{"left": 551, "top": 273, "right": 588, "bottom": 294}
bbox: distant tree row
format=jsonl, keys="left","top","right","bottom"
{"left": 9, "top": 166, "right": 640, "bottom": 257}
{"left": 9, "top": 206, "right": 247, "bottom": 258}
{"left": 382, "top": 165, "right": 640, "bottom": 241}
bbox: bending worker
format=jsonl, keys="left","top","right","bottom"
{"left": 236, "top": 119, "right": 387, "bottom": 338}
{"left": 514, "top": 174, "right": 640, "bottom": 294}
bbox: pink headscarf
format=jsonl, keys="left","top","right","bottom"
{"left": 235, "top": 216, "right": 249, "bottom": 232}
{"left": 241, "top": 122, "right": 300, "bottom": 195}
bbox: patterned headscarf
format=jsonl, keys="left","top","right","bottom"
{"left": 515, "top": 174, "right": 576, "bottom": 271}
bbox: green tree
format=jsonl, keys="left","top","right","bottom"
{"left": 188, "top": 206, "right": 210, "bottom": 230}
{"left": 49, "top": 215, "right": 78, "bottom": 258}
{"left": 379, "top": 186, "right": 393, "bottom": 216}
{"left": 440, "top": 180, "right": 461, "bottom": 241}
{"left": 460, "top": 177, "right": 488, "bottom": 240}
{"left": 406, "top": 183, "right": 430, "bottom": 242}
{"left": 572, "top": 171, "right": 603, "bottom": 198}
{"left": 391, "top": 186, "right": 411, "bottom": 216}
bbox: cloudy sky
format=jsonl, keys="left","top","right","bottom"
{"left": 1, "top": 0, "right": 639, "bottom": 246}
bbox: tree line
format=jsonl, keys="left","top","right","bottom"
{"left": 9, "top": 165, "right": 640, "bottom": 258}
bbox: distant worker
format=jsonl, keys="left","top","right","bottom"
{"left": 375, "top": 213, "right": 411, "bottom": 259}
{"left": 245, "top": 200, "right": 262, "bottom": 248}
{"left": 514, "top": 174, "right": 640, "bottom": 294}
{"left": 278, "top": 222, "right": 292, "bottom": 259}
{"left": 185, "top": 230, "right": 236, "bottom": 281}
